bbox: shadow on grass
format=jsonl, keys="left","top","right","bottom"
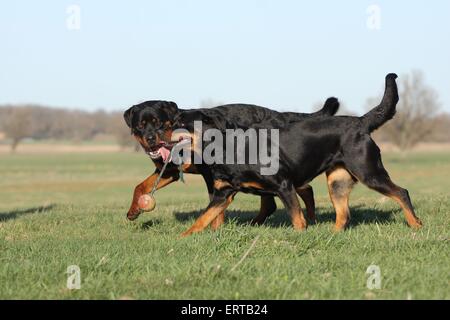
{"left": 173, "top": 205, "right": 396, "bottom": 229}
{"left": 0, "top": 204, "right": 56, "bottom": 222}
{"left": 140, "top": 219, "right": 163, "bottom": 230}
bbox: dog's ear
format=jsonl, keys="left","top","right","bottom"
{"left": 123, "top": 106, "right": 134, "bottom": 129}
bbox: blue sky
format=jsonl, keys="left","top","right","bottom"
{"left": 1, "top": 1, "right": 449, "bottom": 114}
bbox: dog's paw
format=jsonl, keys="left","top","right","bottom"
{"left": 126, "top": 210, "right": 141, "bottom": 221}
{"left": 180, "top": 231, "right": 192, "bottom": 238}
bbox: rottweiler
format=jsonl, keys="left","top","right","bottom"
{"left": 166, "top": 74, "right": 422, "bottom": 236}
{"left": 123, "top": 98, "right": 339, "bottom": 227}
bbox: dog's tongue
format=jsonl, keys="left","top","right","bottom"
{"left": 158, "top": 146, "right": 171, "bottom": 162}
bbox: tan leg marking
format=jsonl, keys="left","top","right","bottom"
{"left": 214, "top": 179, "right": 232, "bottom": 190}
{"left": 291, "top": 206, "right": 308, "bottom": 230}
{"left": 282, "top": 190, "right": 307, "bottom": 231}
{"left": 326, "top": 167, "right": 355, "bottom": 231}
{"left": 390, "top": 194, "right": 423, "bottom": 229}
{"left": 296, "top": 185, "right": 316, "bottom": 222}
{"left": 209, "top": 192, "right": 225, "bottom": 231}
{"left": 181, "top": 195, "right": 235, "bottom": 237}
{"left": 241, "top": 181, "right": 264, "bottom": 189}
{"left": 210, "top": 211, "right": 225, "bottom": 230}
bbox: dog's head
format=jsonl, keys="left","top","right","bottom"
{"left": 123, "top": 100, "right": 179, "bottom": 161}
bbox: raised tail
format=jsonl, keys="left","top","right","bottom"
{"left": 314, "top": 97, "right": 340, "bottom": 116}
{"left": 362, "top": 73, "right": 399, "bottom": 132}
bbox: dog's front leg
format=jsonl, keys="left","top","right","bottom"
{"left": 251, "top": 196, "right": 277, "bottom": 226}
{"left": 278, "top": 184, "right": 307, "bottom": 231}
{"left": 127, "top": 169, "right": 178, "bottom": 220}
{"left": 181, "top": 181, "right": 235, "bottom": 237}
{"left": 296, "top": 185, "right": 316, "bottom": 223}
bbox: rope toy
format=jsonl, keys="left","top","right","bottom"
{"left": 138, "top": 139, "right": 189, "bottom": 212}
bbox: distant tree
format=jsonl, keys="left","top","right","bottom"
{"left": 108, "top": 112, "right": 140, "bottom": 151}
{"left": 3, "top": 107, "right": 33, "bottom": 151}
{"left": 431, "top": 113, "right": 450, "bottom": 142}
{"left": 366, "top": 70, "right": 440, "bottom": 150}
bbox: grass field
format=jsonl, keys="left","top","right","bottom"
{"left": 0, "top": 151, "right": 449, "bottom": 299}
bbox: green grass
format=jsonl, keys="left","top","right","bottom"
{"left": 0, "top": 152, "right": 449, "bottom": 299}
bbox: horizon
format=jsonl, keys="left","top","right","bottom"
{"left": 1, "top": 1, "right": 449, "bottom": 115}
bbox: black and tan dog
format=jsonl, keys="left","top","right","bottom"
{"left": 123, "top": 99, "right": 339, "bottom": 227}
{"left": 166, "top": 74, "right": 422, "bottom": 236}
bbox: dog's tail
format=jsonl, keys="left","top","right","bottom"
{"left": 361, "top": 73, "right": 399, "bottom": 133}
{"left": 314, "top": 97, "right": 340, "bottom": 116}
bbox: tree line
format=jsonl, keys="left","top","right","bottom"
{"left": 0, "top": 106, "right": 136, "bottom": 151}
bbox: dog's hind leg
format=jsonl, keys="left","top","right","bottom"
{"left": 278, "top": 185, "right": 307, "bottom": 230}
{"left": 251, "top": 196, "right": 277, "bottom": 226}
{"left": 296, "top": 185, "right": 316, "bottom": 223}
{"left": 345, "top": 137, "right": 422, "bottom": 229}
{"left": 326, "top": 167, "right": 356, "bottom": 231}
{"left": 360, "top": 174, "right": 422, "bottom": 228}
